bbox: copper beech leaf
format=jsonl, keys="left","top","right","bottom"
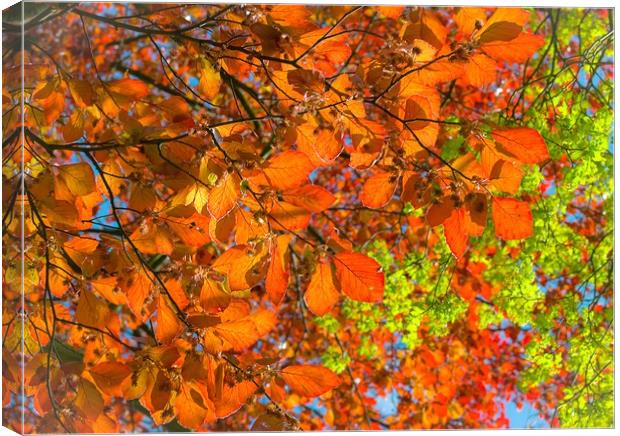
{"left": 174, "top": 382, "right": 216, "bottom": 429}
{"left": 155, "top": 294, "right": 183, "bottom": 344}
{"left": 443, "top": 207, "right": 469, "bottom": 258}
{"left": 263, "top": 151, "right": 314, "bottom": 191}
{"left": 207, "top": 172, "right": 240, "bottom": 220}
{"left": 492, "top": 197, "right": 534, "bottom": 240}
{"left": 57, "top": 163, "right": 96, "bottom": 197}
{"left": 304, "top": 260, "right": 340, "bottom": 316}
{"left": 491, "top": 128, "right": 550, "bottom": 164}
{"left": 279, "top": 365, "right": 341, "bottom": 397}
{"left": 334, "top": 251, "right": 384, "bottom": 303}
{"left": 360, "top": 171, "right": 399, "bottom": 209}
{"left": 75, "top": 379, "right": 104, "bottom": 420}
{"left": 265, "top": 234, "right": 294, "bottom": 305}
{"left": 89, "top": 362, "right": 132, "bottom": 397}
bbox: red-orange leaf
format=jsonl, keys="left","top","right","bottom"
{"left": 75, "top": 379, "right": 104, "bottom": 420}
{"left": 491, "top": 128, "right": 550, "bottom": 164}
{"left": 265, "top": 234, "right": 294, "bottom": 305}
{"left": 492, "top": 197, "right": 534, "bottom": 240}
{"left": 76, "top": 289, "right": 110, "bottom": 329}
{"left": 426, "top": 197, "right": 456, "bottom": 227}
{"left": 279, "top": 365, "right": 341, "bottom": 397}
{"left": 463, "top": 53, "right": 497, "bottom": 87}
{"left": 90, "top": 277, "right": 125, "bottom": 306}
{"left": 465, "top": 193, "right": 488, "bottom": 237}
{"left": 443, "top": 207, "right": 469, "bottom": 258}
{"left": 334, "top": 252, "right": 384, "bottom": 303}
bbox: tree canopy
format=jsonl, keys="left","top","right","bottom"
{"left": 2, "top": 3, "right": 614, "bottom": 432}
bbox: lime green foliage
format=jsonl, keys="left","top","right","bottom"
{"left": 519, "top": 10, "right": 613, "bottom": 428}
{"left": 322, "top": 345, "right": 351, "bottom": 375}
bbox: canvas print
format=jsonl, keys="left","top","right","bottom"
{"left": 1, "top": 1, "right": 614, "bottom": 433}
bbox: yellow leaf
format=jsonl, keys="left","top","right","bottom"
{"left": 198, "top": 59, "right": 221, "bottom": 100}
{"left": 75, "top": 379, "right": 104, "bottom": 420}
{"left": 57, "top": 163, "right": 96, "bottom": 197}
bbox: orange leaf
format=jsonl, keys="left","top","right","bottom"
{"left": 402, "top": 9, "right": 448, "bottom": 50}
{"left": 479, "top": 8, "right": 530, "bottom": 33}
{"left": 57, "top": 163, "right": 96, "bottom": 197}
{"left": 211, "top": 244, "right": 269, "bottom": 291}
{"left": 129, "top": 222, "right": 173, "bottom": 255}
{"left": 482, "top": 32, "right": 544, "bottom": 63}
{"left": 264, "top": 151, "right": 314, "bottom": 190}
{"left": 235, "top": 208, "right": 270, "bottom": 244}
{"left": 207, "top": 172, "right": 240, "bottom": 220}
{"left": 164, "top": 278, "right": 190, "bottom": 310}
{"left": 465, "top": 193, "right": 488, "bottom": 237}
{"left": 443, "top": 207, "right": 469, "bottom": 258}
{"left": 68, "top": 79, "right": 95, "bottom": 108}
{"left": 463, "top": 53, "right": 497, "bottom": 87}
{"left": 107, "top": 78, "right": 149, "bottom": 99}
{"left": 478, "top": 20, "right": 522, "bottom": 43}
{"left": 265, "top": 234, "right": 294, "bottom": 305}
{"left": 62, "top": 111, "right": 84, "bottom": 142}
{"left": 197, "top": 59, "right": 221, "bottom": 100}
{"left": 199, "top": 278, "right": 231, "bottom": 313}
{"left": 124, "top": 271, "right": 153, "bottom": 321}
{"left": 174, "top": 382, "right": 216, "bottom": 429}
{"left": 360, "top": 171, "right": 398, "bottom": 209}
{"left": 334, "top": 252, "right": 384, "bottom": 303}
{"left": 280, "top": 365, "right": 341, "bottom": 397}
{"left": 212, "top": 319, "right": 260, "bottom": 352}
{"left": 304, "top": 260, "right": 340, "bottom": 316}
{"left": 492, "top": 197, "right": 533, "bottom": 240}
{"left": 75, "top": 379, "right": 104, "bottom": 420}
{"left": 491, "top": 127, "right": 549, "bottom": 164}
{"left": 296, "top": 125, "right": 343, "bottom": 165}
{"left": 481, "top": 148, "right": 524, "bottom": 194}
{"left": 91, "top": 277, "right": 125, "bottom": 306}
{"left": 76, "top": 289, "right": 110, "bottom": 329}
{"left": 268, "top": 200, "right": 311, "bottom": 231}
{"left": 89, "top": 362, "right": 131, "bottom": 397}
{"left": 282, "top": 184, "right": 336, "bottom": 212}
{"left": 250, "top": 309, "right": 278, "bottom": 337}
{"left": 214, "top": 380, "right": 257, "bottom": 419}
{"left": 455, "top": 7, "right": 487, "bottom": 35}
{"left": 155, "top": 294, "right": 183, "bottom": 344}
